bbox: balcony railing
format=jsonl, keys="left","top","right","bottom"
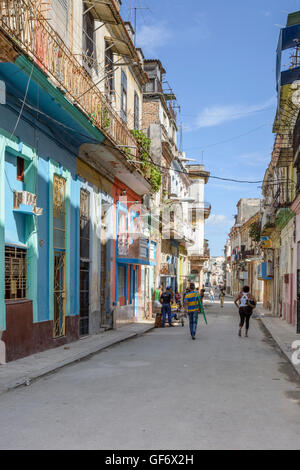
{"left": 0, "top": 0, "right": 138, "bottom": 158}
{"left": 117, "top": 233, "right": 155, "bottom": 261}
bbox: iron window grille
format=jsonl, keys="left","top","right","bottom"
{"left": 5, "top": 245, "right": 28, "bottom": 300}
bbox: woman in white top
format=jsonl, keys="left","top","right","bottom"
{"left": 234, "top": 286, "right": 256, "bottom": 337}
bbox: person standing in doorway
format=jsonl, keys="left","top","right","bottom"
{"left": 160, "top": 287, "right": 174, "bottom": 327}
{"left": 234, "top": 286, "right": 256, "bottom": 337}
{"left": 184, "top": 283, "right": 206, "bottom": 339}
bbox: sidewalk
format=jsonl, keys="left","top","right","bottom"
{"left": 256, "top": 304, "right": 300, "bottom": 377}
{"left": 0, "top": 321, "right": 155, "bottom": 395}
{"left": 225, "top": 297, "right": 300, "bottom": 377}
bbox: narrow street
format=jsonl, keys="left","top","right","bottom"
{"left": 0, "top": 298, "right": 299, "bottom": 450}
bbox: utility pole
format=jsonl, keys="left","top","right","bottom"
{"left": 133, "top": 6, "right": 149, "bottom": 46}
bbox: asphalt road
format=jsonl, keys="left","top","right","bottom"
{"left": 0, "top": 299, "right": 300, "bottom": 450}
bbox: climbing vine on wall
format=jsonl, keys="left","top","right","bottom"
{"left": 131, "top": 129, "right": 162, "bottom": 193}
{"left": 249, "top": 221, "right": 261, "bottom": 243}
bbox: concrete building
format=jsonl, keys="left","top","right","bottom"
{"left": 187, "top": 165, "right": 211, "bottom": 289}
{"left": 0, "top": 0, "right": 159, "bottom": 360}
{"left": 228, "top": 199, "right": 264, "bottom": 299}
{"left": 141, "top": 59, "right": 196, "bottom": 297}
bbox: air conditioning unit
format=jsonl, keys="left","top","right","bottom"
{"left": 13, "top": 190, "right": 43, "bottom": 215}
{"left": 14, "top": 190, "right": 37, "bottom": 208}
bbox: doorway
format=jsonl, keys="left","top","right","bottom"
{"left": 80, "top": 189, "right": 90, "bottom": 336}
{"left": 53, "top": 174, "right": 66, "bottom": 338}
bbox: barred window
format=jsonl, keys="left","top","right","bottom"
{"left": 5, "top": 246, "right": 27, "bottom": 300}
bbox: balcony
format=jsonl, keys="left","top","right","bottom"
{"left": 160, "top": 262, "right": 175, "bottom": 276}
{"left": 117, "top": 234, "right": 156, "bottom": 265}
{"left": 162, "top": 213, "right": 195, "bottom": 245}
{"left": 204, "top": 202, "right": 211, "bottom": 219}
{"left": 0, "top": 0, "right": 139, "bottom": 159}
{"left": 239, "top": 249, "right": 255, "bottom": 260}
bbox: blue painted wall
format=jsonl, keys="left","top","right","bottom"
{"left": 4, "top": 152, "right": 26, "bottom": 245}
{"left": 0, "top": 104, "right": 80, "bottom": 323}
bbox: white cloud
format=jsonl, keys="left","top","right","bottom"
{"left": 194, "top": 97, "right": 276, "bottom": 129}
{"left": 236, "top": 151, "right": 270, "bottom": 167}
{"left": 206, "top": 214, "right": 234, "bottom": 226}
{"left": 136, "top": 22, "right": 172, "bottom": 55}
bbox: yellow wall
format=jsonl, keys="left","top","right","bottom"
{"left": 77, "top": 159, "right": 113, "bottom": 195}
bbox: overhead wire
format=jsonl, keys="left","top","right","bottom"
{"left": 10, "top": 93, "right": 288, "bottom": 185}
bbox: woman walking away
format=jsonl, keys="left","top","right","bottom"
{"left": 234, "top": 286, "right": 256, "bottom": 337}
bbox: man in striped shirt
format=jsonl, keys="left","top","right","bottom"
{"left": 184, "top": 283, "right": 205, "bottom": 340}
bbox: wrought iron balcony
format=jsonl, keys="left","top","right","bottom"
{"left": 0, "top": 0, "right": 138, "bottom": 158}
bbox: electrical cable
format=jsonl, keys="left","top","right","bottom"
{"left": 9, "top": 94, "right": 286, "bottom": 186}
{"left": 9, "top": 64, "right": 34, "bottom": 139}
{"left": 184, "top": 123, "right": 271, "bottom": 152}
{"left": 180, "top": 105, "right": 275, "bottom": 119}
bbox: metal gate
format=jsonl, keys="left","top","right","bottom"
{"left": 53, "top": 174, "right": 66, "bottom": 338}
{"left": 80, "top": 189, "right": 90, "bottom": 336}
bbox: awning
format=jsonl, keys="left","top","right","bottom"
{"left": 83, "top": 1, "right": 120, "bottom": 25}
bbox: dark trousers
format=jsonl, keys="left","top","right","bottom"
{"left": 161, "top": 304, "right": 172, "bottom": 326}
{"left": 239, "top": 307, "right": 252, "bottom": 330}
{"left": 188, "top": 311, "right": 198, "bottom": 337}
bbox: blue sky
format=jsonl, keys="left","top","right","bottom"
{"left": 121, "top": 0, "right": 300, "bottom": 255}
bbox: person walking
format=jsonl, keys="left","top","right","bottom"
{"left": 234, "top": 286, "right": 256, "bottom": 337}
{"left": 219, "top": 288, "right": 225, "bottom": 308}
{"left": 209, "top": 287, "right": 215, "bottom": 303}
{"left": 184, "top": 283, "right": 207, "bottom": 340}
{"left": 175, "top": 290, "right": 181, "bottom": 307}
{"left": 153, "top": 284, "right": 163, "bottom": 327}
{"left": 160, "top": 286, "right": 174, "bottom": 327}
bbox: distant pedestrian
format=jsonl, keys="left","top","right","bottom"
{"left": 200, "top": 288, "right": 205, "bottom": 302}
{"left": 219, "top": 289, "right": 225, "bottom": 308}
{"left": 234, "top": 286, "right": 257, "bottom": 337}
{"left": 175, "top": 290, "right": 181, "bottom": 308}
{"left": 209, "top": 288, "right": 215, "bottom": 302}
{"left": 153, "top": 285, "right": 162, "bottom": 309}
{"left": 153, "top": 285, "right": 163, "bottom": 327}
{"left": 160, "top": 287, "right": 174, "bottom": 327}
{"left": 184, "top": 283, "right": 207, "bottom": 340}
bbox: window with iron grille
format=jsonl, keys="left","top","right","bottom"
{"left": 5, "top": 246, "right": 27, "bottom": 300}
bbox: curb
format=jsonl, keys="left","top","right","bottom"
{"left": 0, "top": 324, "right": 155, "bottom": 394}
{"left": 258, "top": 315, "right": 300, "bottom": 378}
